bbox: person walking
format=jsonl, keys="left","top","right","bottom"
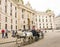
{"left": 1, "top": 29, "right": 5, "bottom": 38}
{"left": 5, "top": 29, "right": 8, "bottom": 38}
{"left": 12, "top": 30, "right": 15, "bottom": 37}
{"left": 40, "top": 30, "right": 44, "bottom": 39}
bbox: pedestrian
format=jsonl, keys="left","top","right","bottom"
{"left": 5, "top": 29, "right": 8, "bottom": 38}
{"left": 30, "top": 26, "right": 37, "bottom": 36}
{"left": 45, "top": 30, "right": 47, "bottom": 33}
{"left": 40, "top": 30, "right": 44, "bottom": 39}
{"left": 1, "top": 29, "right": 5, "bottom": 38}
{"left": 15, "top": 30, "right": 17, "bottom": 35}
{"left": 36, "top": 29, "right": 40, "bottom": 38}
{"left": 12, "top": 30, "right": 15, "bottom": 37}
{"left": 31, "top": 26, "right": 39, "bottom": 41}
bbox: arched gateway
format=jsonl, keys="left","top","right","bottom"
{"left": 27, "top": 18, "right": 30, "bottom": 30}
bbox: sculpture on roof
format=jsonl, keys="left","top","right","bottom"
{"left": 46, "top": 9, "right": 52, "bottom": 13}
{"left": 26, "top": 1, "right": 32, "bottom": 9}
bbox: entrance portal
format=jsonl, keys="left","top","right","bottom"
{"left": 27, "top": 18, "right": 30, "bottom": 30}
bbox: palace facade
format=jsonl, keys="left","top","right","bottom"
{"left": 0, "top": 0, "right": 55, "bottom": 32}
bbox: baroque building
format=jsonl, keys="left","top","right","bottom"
{"left": 0, "top": 0, "right": 18, "bottom": 31}
{"left": 0, "top": 0, "right": 55, "bottom": 32}
{"left": 36, "top": 10, "right": 55, "bottom": 30}
{"left": 54, "top": 15, "right": 60, "bottom": 29}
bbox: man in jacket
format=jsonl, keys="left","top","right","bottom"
{"left": 1, "top": 29, "right": 5, "bottom": 38}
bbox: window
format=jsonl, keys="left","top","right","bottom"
{"left": 5, "top": 5, "right": 7, "bottom": 13}
{"left": 15, "top": 7, "right": 17, "bottom": 18}
{"left": 16, "top": 20, "right": 17, "bottom": 24}
{"left": 51, "top": 23, "right": 52, "bottom": 25}
{"left": 22, "top": 14, "right": 24, "bottom": 18}
{"left": 51, "top": 23, "right": 52, "bottom": 28}
{"left": 22, "top": 9, "right": 25, "bottom": 18}
{"left": 15, "top": 12, "right": 17, "bottom": 18}
{"left": 46, "top": 16, "right": 47, "bottom": 18}
{"left": 10, "top": 10, "right": 12, "bottom": 16}
{"left": 40, "top": 26, "right": 41, "bottom": 28}
{"left": 10, "top": 6, "right": 12, "bottom": 16}
{"left": 5, "top": 0, "right": 7, "bottom": 13}
{"left": 5, "top": 17, "right": 7, "bottom": 22}
{"left": 15, "top": 7, "right": 17, "bottom": 10}
{"left": 53, "top": 16, "right": 54, "bottom": 18}
{"left": 49, "top": 16, "right": 51, "bottom": 22}
{"left": 16, "top": 26, "right": 17, "bottom": 30}
{"left": 0, "top": 23, "right": 1, "bottom": 29}
{"left": 40, "top": 24, "right": 41, "bottom": 28}
{"left": 47, "top": 26, "right": 48, "bottom": 28}
{"left": 49, "top": 16, "right": 51, "bottom": 17}
{"left": 10, "top": 3, "right": 12, "bottom": 7}
{"left": 24, "top": 21, "right": 25, "bottom": 23}
{"left": 43, "top": 23, "right": 44, "bottom": 25}
{"left": 11, "top": 25, "right": 13, "bottom": 30}
{"left": 23, "top": 25, "right": 25, "bottom": 30}
{"left": 22, "top": 9, "right": 25, "bottom": 12}
{"left": 43, "top": 24, "right": 44, "bottom": 28}
{"left": 0, "top": 0, "right": 1, "bottom": 5}
{"left": 46, "top": 24, "right": 48, "bottom": 28}
{"left": 5, "top": 24, "right": 7, "bottom": 29}
{"left": 10, "top": 3, "right": 12, "bottom": 16}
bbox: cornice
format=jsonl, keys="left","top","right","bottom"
{"left": 18, "top": 4, "right": 36, "bottom": 14}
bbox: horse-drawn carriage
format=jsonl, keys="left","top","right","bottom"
{"left": 15, "top": 30, "right": 44, "bottom": 47}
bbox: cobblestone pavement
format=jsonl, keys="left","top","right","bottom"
{"left": 23, "top": 31, "right": 60, "bottom": 47}
{"left": 0, "top": 33, "right": 17, "bottom": 47}
{"left": 0, "top": 31, "right": 60, "bottom": 47}
{"left": 0, "top": 33, "right": 16, "bottom": 44}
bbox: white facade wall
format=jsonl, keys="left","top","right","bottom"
{"left": 0, "top": 0, "right": 18, "bottom": 31}
{"left": 36, "top": 12, "right": 55, "bottom": 30}
{"left": 0, "top": 0, "right": 55, "bottom": 32}
{"left": 54, "top": 16, "right": 60, "bottom": 29}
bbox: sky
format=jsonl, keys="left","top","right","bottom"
{"left": 23, "top": 0, "right": 60, "bottom": 16}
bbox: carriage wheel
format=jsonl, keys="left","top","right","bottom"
{"left": 28, "top": 36, "right": 33, "bottom": 44}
